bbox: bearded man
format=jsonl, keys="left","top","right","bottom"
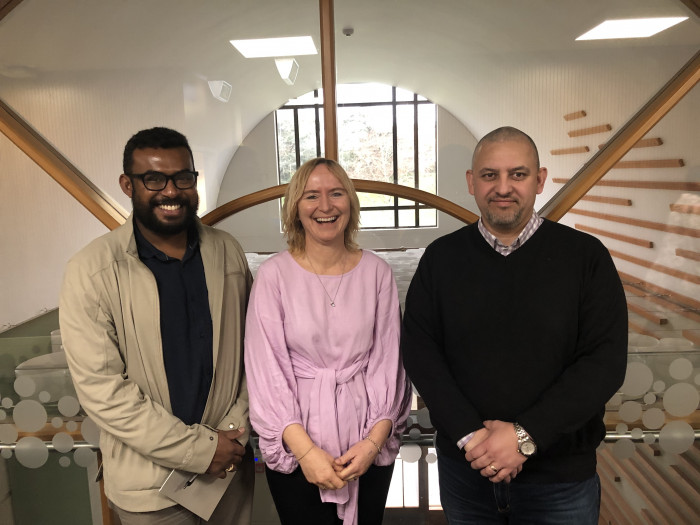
{"left": 60, "top": 127, "right": 254, "bottom": 524}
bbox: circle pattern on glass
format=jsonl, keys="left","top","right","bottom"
{"left": 620, "top": 363, "right": 653, "bottom": 397}
{"left": 399, "top": 444, "right": 422, "bottom": 463}
{"left": 58, "top": 396, "right": 80, "bottom": 417}
{"left": 12, "top": 400, "right": 47, "bottom": 432}
{"left": 13, "top": 376, "right": 36, "bottom": 398}
{"left": 15, "top": 436, "right": 49, "bottom": 468}
{"left": 74, "top": 448, "right": 97, "bottom": 468}
{"left": 658, "top": 421, "right": 694, "bottom": 454}
{"left": 662, "top": 383, "right": 699, "bottom": 417}
{"left": 52, "top": 432, "right": 74, "bottom": 453}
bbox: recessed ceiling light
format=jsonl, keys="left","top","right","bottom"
{"left": 230, "top": 36, "right": 317, "bottom": 58}
{"left": 576, "top": 17, "right": 688, "bottom": 40}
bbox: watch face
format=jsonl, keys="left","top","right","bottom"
{"left": 521, "top": 441, "right": 536, "bottom": 456}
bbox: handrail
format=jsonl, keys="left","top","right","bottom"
{"left": 4, "top": 430, "right": 698, "bottom": 452}
{"left": 201, "top": 179, "right": 479, "bottom": 226}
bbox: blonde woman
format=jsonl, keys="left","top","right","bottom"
{"left": 245, "top": 158, "right": 410, "bottom": 525}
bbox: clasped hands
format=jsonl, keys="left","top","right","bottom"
{"left": 299, "top": 438, "right": 380, "bottom": 491}
{"left": 206, "top": 427, "right": 246, "bottom": 478}
{"left": 464, "top": 420, "right": 526, "bottom": 484}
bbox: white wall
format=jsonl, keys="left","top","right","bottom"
{"left": 216, "top": 106, "right": 480, "bottom": 253}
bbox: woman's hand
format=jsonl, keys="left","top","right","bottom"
{"left": 334, "top": 439, "right": 380, "bottom": 482}
{"left": 299, "top": 446, "right": 347, "bottom": 490}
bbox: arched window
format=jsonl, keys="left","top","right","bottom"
{"left": 276, "top": 83, "right": 437, "bottom": 229}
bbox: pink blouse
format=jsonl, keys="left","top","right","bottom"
{"left": 244, "top": 250, "right": 411, "bottom": 524}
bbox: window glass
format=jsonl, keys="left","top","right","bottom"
{"left": 338, "top": 105, "right": 393, "bottom": 183}
{"left": 276, "top": 83, "right": 437, "bottom": 229}
{"left": 276, "top": 110, "right": 296, "bottom": 184}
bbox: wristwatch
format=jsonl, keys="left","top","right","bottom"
{"left": 514, "top": 423, "right": 537, "bottom": 457}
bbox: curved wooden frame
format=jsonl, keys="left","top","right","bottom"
{"left": 201, "top": 179, "right": 478, "bottom": 226}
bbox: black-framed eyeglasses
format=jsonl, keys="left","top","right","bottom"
{"left": 127, "top": 170, "right": 199, "bottom": 191}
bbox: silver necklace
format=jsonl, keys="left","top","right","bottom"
{"left": 307, "top": 255, "right": 346, "bottom": 307}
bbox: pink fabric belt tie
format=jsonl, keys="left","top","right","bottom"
{"left": 290, "top": 352, "right": 370, "bottom": 525}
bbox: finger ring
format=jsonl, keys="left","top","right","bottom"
{"left": 225, "top": 464, "right": 236, "bottom": 472}
{"left": 489, "top": 465, "right": 499, "bottom": 473}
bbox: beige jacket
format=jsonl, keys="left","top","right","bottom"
{"left": 59, "top": 215, "right": 252, "bottom": 512}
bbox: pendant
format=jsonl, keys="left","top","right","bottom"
{"left": 330, "top": 302, "right": 336, "bottom": 307}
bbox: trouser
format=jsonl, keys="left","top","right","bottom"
{"left": 265, "top": 463, "right": 394, "bottom": 525}
{"left": 112, "top": 446, "right": 255, "bottom": 525}
{"left": 437, "top": 452, "right": 600, "bottom": 525}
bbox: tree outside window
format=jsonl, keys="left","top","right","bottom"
{"left": 276, "top": 83, "right": 437, "bottom": 229}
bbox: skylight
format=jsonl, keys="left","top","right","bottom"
{"left": 576, "top": 17, "right": 688, "bottom": 40}
{"left": 230, "top": 36, "right": 317, "bottom": 58}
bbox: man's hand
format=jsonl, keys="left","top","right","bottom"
{"left": 206, "top": 427, "right": 246, "bottom": 478}
{"left": 298, "top": 446, "right": 347, "bottom": 491}
{"left": 464, "top": 420, "right": 526, "bottom": 483}
{"left": 463, "top": 427, "right": 489, "bottom": 460}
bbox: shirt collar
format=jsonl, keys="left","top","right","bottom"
{"left": 477, "top": 211, "right": 543, "bottom": 256}
{"left": 134, "top": 222, "right": 200, "bottom": 262}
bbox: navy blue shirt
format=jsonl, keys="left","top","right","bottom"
{"left": 134, "top": 224, "right": 213, "bottom": 425}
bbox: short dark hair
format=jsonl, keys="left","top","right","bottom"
{"left": 473, "top": 126, "right": 540, "bottom": 169}
{"left": 122, "top": 127, "right": 194, "bottom": 174}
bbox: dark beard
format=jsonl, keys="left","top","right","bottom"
{"left": 132, "top": 196, "right": 199, "bottom": 236}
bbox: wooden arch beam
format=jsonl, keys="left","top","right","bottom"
{"left": 0, "top": 98, "right": 127, "bottom": 230}
{"left": 539, "top": 50, "right": 700, "bottom": 221}
{"left": 201, "top": 179, "right": 478, "bottom": 226}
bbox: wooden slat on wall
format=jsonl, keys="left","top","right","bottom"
{"left": 671, "top": 204, "right": 700, "bottom": 215}
{"left": 611, "top": 249, "right": 700, "bottom": 285}
{"left": 613, "top": 159, "right": 684, "bottom": 169}
{"left": 540, "top": 51, "right": 700, "bottom": 222}
{"left": 580, "top": 195, "right": 632, "bottom": 206}
{"left": 553, "top": 178, "right": 700, "bottom": 191}
{"left": 551, "top": 146, "right": 590, "bottom": 155}
{"left": 568, "top": 124, "right": 612, "bottom": 137}
{"left": 619, "top": 271, "right": 700, "bottom": 310}
{"left": 575, "top": 223, "right": 653, "bottom": 247}
{"left": 676, "top": 248, "right": 700, "bottom": 262}
{"left": 564, "top": 110, "right": 586, "bottom": 120}
{"left": 599, "top": 137, "right": 663, "bottom": 149}
{"left": 569, "top": 208, "right": 700, "bottom": 238}
{"left": 627, "top": 302, "right": 668, "bottom": 324}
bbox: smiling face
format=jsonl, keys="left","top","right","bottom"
{"left": 296, "top": 164, "right": 352, "bottom": 249}
{"left": 466, "top": 138, "right": 547, "bottom": 242}
{"left": 119, "top": 146, "right": 199, "bottom": 239}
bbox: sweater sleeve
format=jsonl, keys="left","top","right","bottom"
{"left": 517, "top": 240, "right": 628, "bottom": 452}
{"left": 244, "top": 260, "right": 303, "bottom": 473}
{"left": 363, "top": 260, "right": 412, "bottom": 465}
{"left": 401, "top": 245, "right": 483, "bottom": 446}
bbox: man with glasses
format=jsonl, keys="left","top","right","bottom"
{"left": 60, "top": 127, "right": 253, "bottom": 524}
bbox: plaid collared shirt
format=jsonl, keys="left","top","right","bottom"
{"left": 477, "top": 210, "right": 543, "bottom": 256}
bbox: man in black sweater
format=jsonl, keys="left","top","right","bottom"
{"left": 402, "top": 127, "right": 627, "bottom": 523}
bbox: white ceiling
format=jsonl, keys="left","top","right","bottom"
{"left": 1, "top": 0, "right": 697, "bottom": 146}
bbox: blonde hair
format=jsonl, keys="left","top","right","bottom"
{"left": 282, "top": 158, "right": 360, "bottom": 254}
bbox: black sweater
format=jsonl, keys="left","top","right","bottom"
{"left": 402, "top": 220, "right": 628, "bottom": 483}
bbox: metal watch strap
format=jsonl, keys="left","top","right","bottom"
{"left": 514, "top": 422, "right": 536, "bottom": 456}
